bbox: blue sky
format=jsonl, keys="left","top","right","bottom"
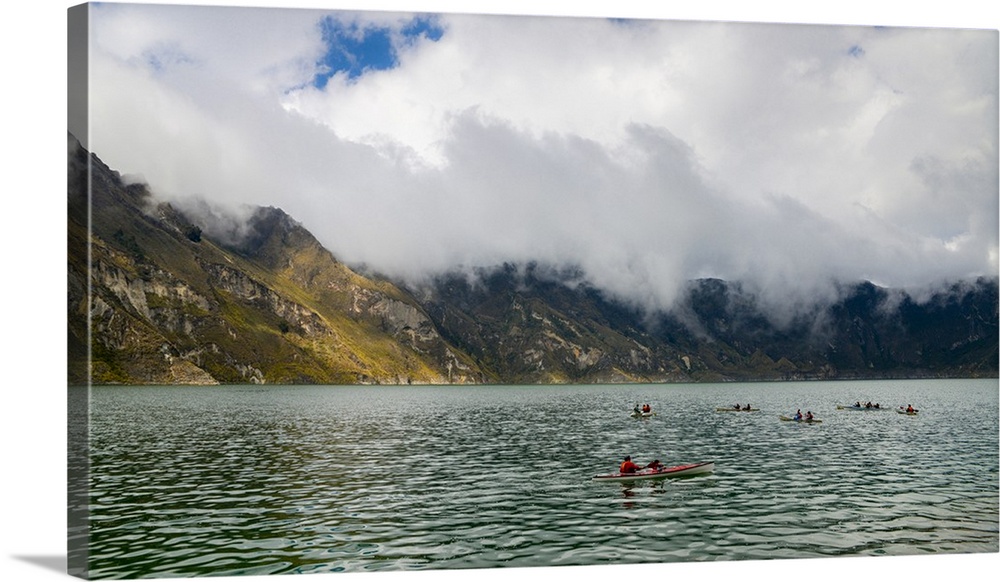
{"left": 314, "top": 15, "right": 443, "bottom": 87}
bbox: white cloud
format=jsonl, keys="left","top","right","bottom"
{"left": 84, "top": 1, "right": 999, "bottom": 317}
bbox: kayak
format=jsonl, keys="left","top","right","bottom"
{"left": 779, "top": 415, "right": 822, "bottom": 423}
{"left": 593, "top": 462, "right": 715, "bottom": 482}
{"left": 896, "top": 409, "right": 919, "bottom": 415}
{"left": 630, "top": 411, "right": 656, "bottom": 418}
{"left": 836, "top": 405, "right": 886, "bottom": 410}
{"left": 715, "top": 407, "right": 759, "bottom": 412}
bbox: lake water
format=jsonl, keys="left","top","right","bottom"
{"left": 75, "top": 379, "right": 998, "bottom": 579}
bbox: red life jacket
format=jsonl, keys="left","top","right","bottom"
{"left": 620, "top": 460, "right": 639, "bottom": 473}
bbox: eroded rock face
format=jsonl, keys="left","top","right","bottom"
{"left": 203, "top": 262, "right": 331, "bottom": 338}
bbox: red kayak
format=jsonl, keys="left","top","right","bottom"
{"left": 592, "top": 461, "right": 715, "bottom": 482}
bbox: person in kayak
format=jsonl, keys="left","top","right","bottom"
{"left": 805, "top": 411, "right": 814, "bottom": 421}
{"left": 644, "top": 459, "right": 664, "bottom": 470}
{"left": 641, "top": 403, "right": 651, "bottom": 414}
{"left": 620, "top": 456, "right": 640, "bottom": 474}
{"left": 633, "top": 404, "right": 641, "bottom": 415}
{"left": 793, "top": 409, "right": 803, "bottom": 421}
{"left": 742, "top": 403, "right": 751, "bottom": 410}
{"left": 906, "top": 404, "right": 916, "bottom": 413}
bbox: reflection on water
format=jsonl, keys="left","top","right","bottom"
{"left": 85, "top": 379, "right": 998, "bottom": 578}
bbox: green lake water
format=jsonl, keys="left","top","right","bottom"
{"left": 73, "top": 379, "right": 999, "bottom": 579}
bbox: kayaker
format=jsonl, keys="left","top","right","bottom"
{"left": 805, "top": 411, "right": 814, "bottom": 421}
{"left": 793, "top": 409, "right": 803, "bottom": 421}
{"left": 742, "top": 403, "right": 751, "bottom": 410}
{"left": 855, "top": 401, "right": 861, "bottom": 408}
{"left": 906, "top": 404, "right": 915, "bottom": 413}
{"left": 633, "top": 404, "right": 641, "bottom": 415}
{"left": 620, "top": 456, "right": 639, "bottom": 474}
{"left": 644, "top": 459, "right": 664, "bottom": 470}
{"left": 641, "top": 403, "right": 651, "bottom": 414}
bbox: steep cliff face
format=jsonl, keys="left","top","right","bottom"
{"left": 822, "top": 280, "right": 1000, "bottom": 376}
{"left": 68, "top": 134, "right": 482, "bottom": 385}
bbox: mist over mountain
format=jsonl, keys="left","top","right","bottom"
{"left": 69, "top": 136, "right": 998, "bottom": 386}
{"left": 406, "top": 262, "right": 997, "bottom": 383}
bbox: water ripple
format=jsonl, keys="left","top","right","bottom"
{"left": 85, "top": 380, "right": 998, "bottom": 578}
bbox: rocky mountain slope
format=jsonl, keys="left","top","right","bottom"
{"left": 68, "top": 135, "right": 998, "bottom": 385}
{"left": 68, "top": 134, "right": 482, "bottom": 385}
{"left": 409, "top": 267, "right": 997, "bottom": 383}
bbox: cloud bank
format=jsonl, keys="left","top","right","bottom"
{"left": 83, "top": 2, "right": 999, "bottom": 315}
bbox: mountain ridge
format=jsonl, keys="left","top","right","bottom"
{"left": 69, "top": 134, "right": 483, "bottom": 385}
{"left": 68, "top": 135, "right": 999, "bottom": 385}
